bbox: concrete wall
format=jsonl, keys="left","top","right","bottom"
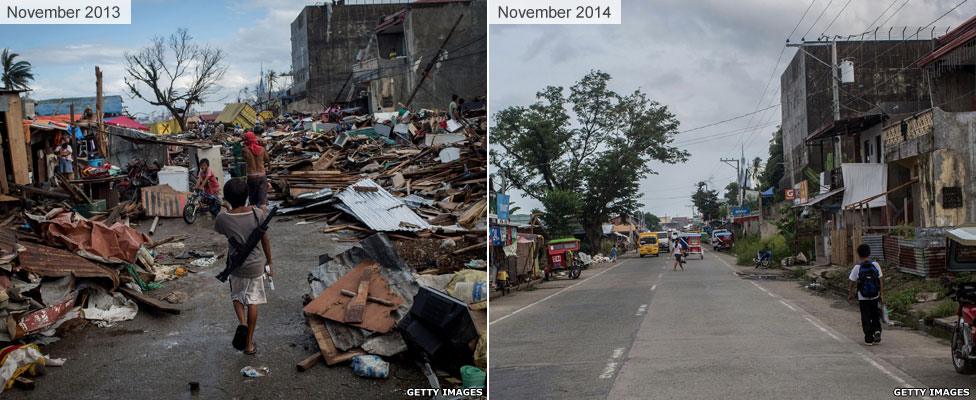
{"left": 918, "top": 108, "right": 976, "bottom": 226}
{"left": 290, "top": 3, "right": 403, "bottom": 111}
{"left": 402, "top": 0, "right": 487, "bottom": 110}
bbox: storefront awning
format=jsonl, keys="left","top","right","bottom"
{"left": 794, "top": 187, "right": 845, "bottom": 208}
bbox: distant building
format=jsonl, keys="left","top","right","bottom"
{"left": 34, "top": 95, "right": 124, "bottom": 117}
{"left": 289, "top": 0, "right": 486, "bottom": 112}
{"left": 289, "top": 2, "right": 405, "bottom": 112}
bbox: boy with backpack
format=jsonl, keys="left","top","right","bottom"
{"left": 848, "top": 243, "right": 883, "bottom": 345}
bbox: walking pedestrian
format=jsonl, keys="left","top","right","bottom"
{"left": 215, "top": 178, "right": 273, "bottom": 356}
{"left": 610, "top": 245, "right": 618, "bottom": 262}
{"left": 848, "top": 243, "right": 883, "bottom": 345}
{"left": 672, "top": 242, "right": 684, "bottom": 271}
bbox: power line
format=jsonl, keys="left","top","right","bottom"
{"left": 676, "top": 104, "right": 780, "bottom": 134}
{"left": 802, "top": 0, "right": 836, "bottom": 40}
{"left": 820, "top": 0, "right": 855, "bottom": 36}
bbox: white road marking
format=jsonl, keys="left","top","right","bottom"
{"left": 650, "top": 284, "right": 657, "bottom": 291}
{"left": 611, "top": 347, "right": 625, "bottom": 359}
{"left": 490, "top": 260, "right": 625, "bottom": 325}
{"left": 779, "top": 299, "right": 797, "bottom": 312}
{"left": 635, "top": 304, "right": 648, "bottom": 316}
{"left": 657, "top": 272, "right": 664, "bottom": 280}
{"left": 713, "top": 254, "right": 738, "bottom": 272}
{"left": 599, "top": 348, "right": 626, "bottom": 379}
{"left": 749, "top": 280, "right": 776, "bottom": 297}
{"left": 803, "top": 316, "right": 842, "bottom": 342}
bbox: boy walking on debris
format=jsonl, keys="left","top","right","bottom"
{"left": 215, "top": 178, "right": 273, "bottom": 355}
{"left": 848, "top": 243, "right": 883, "bottom": 345}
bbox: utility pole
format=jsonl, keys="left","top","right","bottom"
{"left": 786, "top": 40, "right": 841, "bottom": 121}
{"left": 720, "top": 156, "right": 741, "bottom": 205}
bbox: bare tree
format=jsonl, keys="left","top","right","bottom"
{"left": 124, "top": 28, "right": 227, "bottom": 131}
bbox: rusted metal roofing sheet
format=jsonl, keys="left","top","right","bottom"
{"left": 336, "top": 178, "right": 430, "bottom": 232}
{"left": 18, "top": 241, "right": 120, "bottom": 289}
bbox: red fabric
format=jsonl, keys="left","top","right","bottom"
{"left": 243, "top": 132, "right": 264, "bottom": 156}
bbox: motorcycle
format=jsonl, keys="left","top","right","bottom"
{"left": 949, "top": 282, "right": 976, "bottom": 374}
{"left": 754, "top": 250, "right": 772, "bottom": 269}
{"left": 116, "top": 159, "right": 160, "bottom": 202}
{"left": 183, "top": 189, "right": 222, "bottom": 224}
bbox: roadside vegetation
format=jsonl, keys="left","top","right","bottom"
{"left": 732, "top": 234, "right": 790, "bottom": 265}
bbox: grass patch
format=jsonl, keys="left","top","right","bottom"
{"left": 732, "top": 234, "right": 791, "bottom": 266}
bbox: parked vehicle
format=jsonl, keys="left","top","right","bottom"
{"left": 679, "top": 233, "right": 704, "bottom": 260}
{"left": 713, "top": 232, "right": 734, "bottom": 252}
{"left": 544, "top": 238, "right": 582, "bottom": 280}
{"left": 710, "top": 229, "right": 731, "bottom": 246}
{"left": 656, "top": 231, "right": 669, "bottom": 251}
{"left": 638, "top": 232, "right": 660, "bottom": 257}
{"left": 183, "top": 189, "right": 222, "bottom": 224}
{"left": 116, "top": 159, "right": 160, "bottom": 202}
{"left": 754, "top": 249, "right": 772, "bottom": 269}
{"left": 945, "top": 226, "right": 976, "bottom": 373}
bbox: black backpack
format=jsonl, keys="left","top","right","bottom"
{"left": 857, "top": 261, "right": 881, "bottom": 299}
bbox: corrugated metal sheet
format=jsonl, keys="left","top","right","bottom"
{"left": 18, "top": 241, "right": 120, "bottom": 289}
{"left": 336, "top": 178, "right": 430, "bottom": 232}
{"left": 35, "top": 96, "right": 123, "bottom": 116}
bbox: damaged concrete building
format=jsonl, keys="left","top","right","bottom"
{"left": 288, "top": 0, "right": 486, "bottom": 112}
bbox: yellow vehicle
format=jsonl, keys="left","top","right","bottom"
{"left": 638, "top": 233, "right": 660, "bottom": 257}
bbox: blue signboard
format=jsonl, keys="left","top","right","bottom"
{"left": 731, "top": 207, "right": 750, "bottom": 217}
{"left": 490, "top": 226, "right": 503, "bottom": 246}
{"left": 497, "top": 194, "right": 510, "bottom": 221}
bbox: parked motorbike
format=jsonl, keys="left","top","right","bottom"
{"left": 183, "top": 189, "right": 222, "bottom": 224}
{"left": 116, "top": 159, "right": 160, "bottom": 202}
{"left": 754, "top": 250, "right": 772, "bottom": 269}
{"left": 949, "top": 282, "right": 976, "bottom": 374}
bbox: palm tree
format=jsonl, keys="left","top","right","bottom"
{"left": 1, "top": 49, "right": 34, "bottom": 90}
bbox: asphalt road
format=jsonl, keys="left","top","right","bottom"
{"left": 489, "top": 252, "right": 976, "bottom": 400}
{"left": 6, "top": 217, "right": 426, "bottom": 399}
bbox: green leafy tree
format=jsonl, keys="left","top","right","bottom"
{"left": 540, "top": 190, "right": 581, "bottom": 239}
{"left": 1, "top": 49, "right": 33, "bottom": 90}
{"left": 759, "top": 127, "right": 784, "bottom": 197}
{"left": 491, "top": 70, "right": 688, "bottom": 250}
{"left": 724, "top": 182, "right": 740, "bottom": 206}
{"left": 692, "top": 181, "right": 721, "bottom": 221}
{"left": 642, "top": 212, "right": 661, "bottom": 231}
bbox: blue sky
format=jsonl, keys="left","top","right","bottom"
{"left": 0, "top": 0, "right": 314, "bottom": 117}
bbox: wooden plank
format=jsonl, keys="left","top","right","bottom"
{"left": 306, "top": 317, "right": 363, "bottom": 366}
{"left": 118, "top": 286, "right": 181, "bottom": 314}
{"left": 296, "top": 352, "right": 322, "bottom": 372}
{"left": 343, "top": 265, "right": 372, "bottom": 324}
{"left": 4, "top": 96, "right": 29, "bottom": 185}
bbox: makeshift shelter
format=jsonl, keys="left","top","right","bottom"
{"left": 215, "top": 103, "right": 257, "bottom": 130}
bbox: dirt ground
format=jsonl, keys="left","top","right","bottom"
{"left": 5, "top": 215, "right": 428, "bottom": 399}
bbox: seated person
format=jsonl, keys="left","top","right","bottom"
{"left": 193, "top": 158, "right": 222, "bottom": 216}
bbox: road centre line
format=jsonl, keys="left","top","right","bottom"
{"left": 490, "top": 259, "right": 625, "bottom": 325}
{"left": 650, "top": 284, "right": 657, "bottom": 291}
{"left": 779, "top": 299, "right": 797, "bottom": 312}
{"left": 599, "top": 348, "right": 626, "bottom": 379}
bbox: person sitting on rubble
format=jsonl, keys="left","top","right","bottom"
{"left": 242, "top": 132, "right": 269, "bottom": 210}
{"left": 215, "top": 178, "right": 273, "bottom": 356}
{"left": 192, "top": 158, "right": 222, "bottom": 216}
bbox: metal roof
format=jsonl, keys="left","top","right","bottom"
{"left": 948, "top": 226, "right": 976, "bottom": 247}
{"left": 336, "top": 178, "right": 431, "bottom": 232}
{"left": 35, "top": 96, "right": 123, "bottom": 116}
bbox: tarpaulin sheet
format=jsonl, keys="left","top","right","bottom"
{"left": 40, "top": 210, "right": 150, "bottom": 263}
{"left": 841, "top": 163, "right": 888, "bottom": 209}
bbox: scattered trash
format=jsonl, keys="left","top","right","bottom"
{"left": 351, "top": 355, "right": 389, "bottom": 379}
{"left": 460, "top": 365, "right": 486, "bottom": 388}
{"left": 190, "top": 256, "right": 217, "bottom": 268}
{"left": 240, "top": 366, "right": 270, "bottom": 378}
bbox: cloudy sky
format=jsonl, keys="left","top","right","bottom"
{"left": 490, "top": 0, "right": 973, "bottom": 218}
{"left": 0, "top": 0, "right": 338, "bottom": 119}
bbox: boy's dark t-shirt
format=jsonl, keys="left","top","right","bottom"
{"left": 214, "top": 207, "right": 267, "bottom": 278}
